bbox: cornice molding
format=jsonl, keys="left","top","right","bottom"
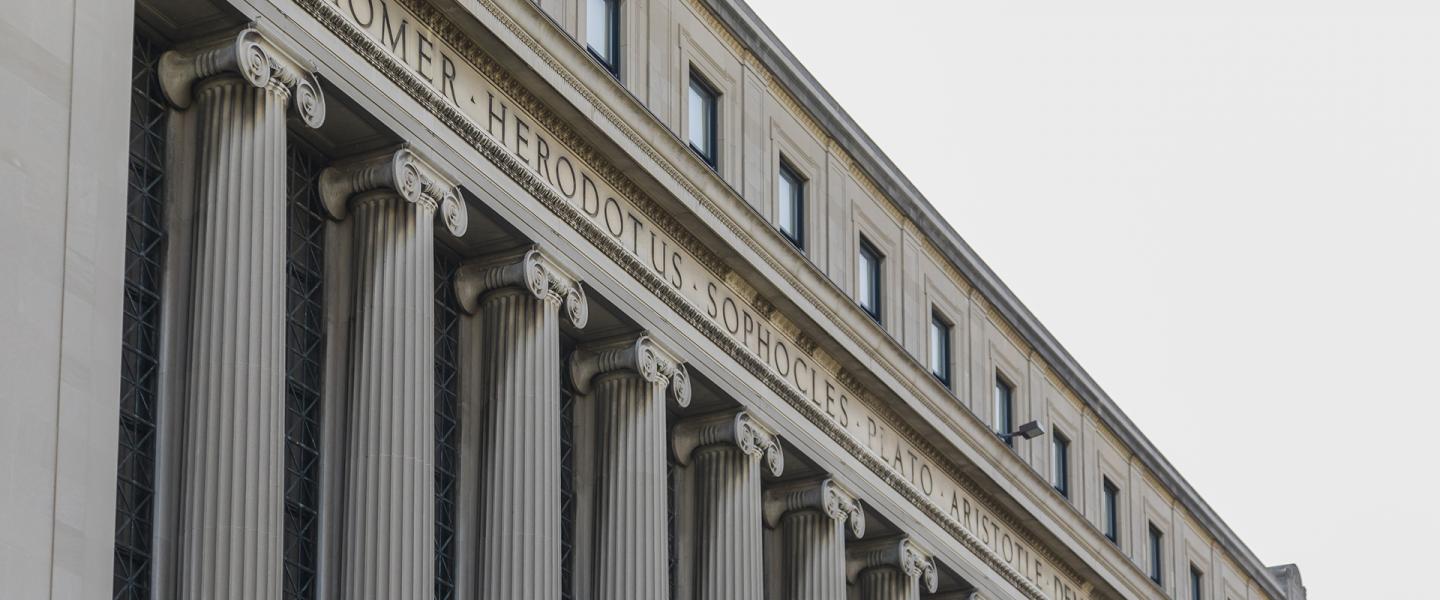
{"left": 318, "top": 146, "right": 468, "bottom": 236}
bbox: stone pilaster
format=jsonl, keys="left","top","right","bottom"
{"left": 455, "top": 248, "right": 588, "bottom": 600}
{"left": 847, "top": 538, "right": 939, "bottom": 600}
{"left": 673, "top": 410, "right": 785, "bottom": 600}
{"left": 320, "top": 148, "right": 466, "bottom": 598}
{"left": 763, "top": 478, "right": 865, "bottom": 600}
{"left": 567, "top": 335, "right": 691, "bottom": 600}
{"left": 158, "top": 27, "right": 325, "bottom": 599}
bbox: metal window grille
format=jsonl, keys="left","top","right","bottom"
{"left": 113, "top": 31, "right": 168, "bottom": 600}
{"left": 668, "top": 450, "right": 679, "bottom": 599}
{"left": 560, "top": 383, "right": 576, "bottom": 600}
{"left": 434, "top": 247, "right": 461, "bottom": 600}
{"left": 283, "top": 138, "right": 327, "bottom": 600}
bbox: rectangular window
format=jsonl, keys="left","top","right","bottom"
{"left": 687, "top": 73, "right": 718, "bottom": 168}
{"left": 1052, "top": 429, "right": 1070, "bottom": 498}
{"left": 1190, "top": 564, "right": 1205, "bottom": 600}
{"left": 857, "top": 238, "right": 882, "bottom": 321}
{"left": 1102, "top": 478, "right": 1120, "bottom": 544}
{"left": 994, "top": 375, "right": 1014, "bottom": 445}
{"left": 929, "top": 311, "right": 952, "bottom": 387}
{"left": 586, "top": 0, "right": 620, "bottom": 76}
{"left": 1148, "top": 523, "right": 1164, "bottom": 584}
{"left": 777, "top": 160, "right": 804, "bottom": 249}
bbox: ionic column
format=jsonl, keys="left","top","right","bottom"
{"left": 568, "top": 335, "right": 692, "bottom": 600}
{"left": 673, "top": 410, "right": 785, "bottom": 599}
{"left": 762, "top": 479, "right": 865, "bottom": 600}
{"left": 455, "top": 248, "right": 589, "bottom": 599}
{"left": 847, "top": 538, "right": 939, "bottom": 600}
{"left": 158, "top": 27, "right": 325, "bottom": 599}
{"left": 319, "top": 148, "right": 468, "bottom": 598}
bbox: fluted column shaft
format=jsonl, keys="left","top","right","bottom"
{"left": 176, "top": 74, "right": 290, "bottom": 600}
{"left": 694, "top": 444, "right": 765, "bottom": 599}
{"left": 339, "top": 192, "right": 436, "bottom": 598}
{"left": 592, "top": 374, "right": 668, "bottom": 598}
{"left": 781, "top": 509, "right": 847, "bottom": 600}
{"left": 859, "top": 567, "right": 916, "bottom": 600}
{"left": 478, "top": 288, "right": 564, "bottom": 599}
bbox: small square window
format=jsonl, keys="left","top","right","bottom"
{"left": 857, "top": 238, "right": 882, "bottom": 322}
{"left": 687, "top": 73, "right": 718, "bottom": 168}
{"left": 586, "top": 0, "right": 620, "bottom": 76}
{"left": 929, "top": 312, "right": 952, "bottom": 387}
{"left": 1052, "top": 429, "right": 1070, "bottom": 498}
{"left": 777, "top": 160, "right": 805, "bottom": 249}
{"left": 993, "top": 375, "right": 1014, "bottom": 445}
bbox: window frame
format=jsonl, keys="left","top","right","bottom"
{"left": 1148, "top": 522, "right": 1165, "bottom": 585}
{"left": 929, "top": 310, "right": 952, "bottom": 388}
{"left": 1190, "top": 564, "right": 1205, "bottom": 600}
{"left": 1102, "top": 477, "right": 1121, "bottom": 545}
{"left": 686, "top": 71, "right": 719, "bottom": 169}
{"left": 1052, "top": 428, "right": 1070, "bottom": 499}
{"left": 856, "top": 237, "right": 883, "bottom": 322}
{"left": 776, "top": 158, "right": 805, "bottom": 250}
{"left": 993, "top": 374, "right": 1015, "bottom": 446}
{"left": 586, "top": 0, "right": 621, "bottom": 77}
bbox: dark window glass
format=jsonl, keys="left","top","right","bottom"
{"left": 1103, "top": 478, "right": 1120, "bottom": 544}
{"left": 1149, "top": 523, "right": 1165, "bottom": 584}
{"left": 283, "top": 138, "right": 328, "bottom": 600}
{"left": 434, "top": 248, "right": 462, "bottom": 600}
{"left": 1191, "top": 564, "right": 1205, "bottom": 600}
{"left": 994, "top": 376, "right": 1014, "bottom": 445}
{"left": 929, "top": 312, "right": 951, "bottom": 387}
{"left": 586, "top": 0, "right": 619, "bottom": 76}
{"left": 777, "top": 161, "right": 804, "bottom": 249}
{"left": 687, "top": 73, "right": 718, "bottom": 168}
{"left": 1052, "top": 429, "right": 1070, "bottom": 498}
{"left": 857, "top": 238, "right": 882, "bottom": 321}
{"left": 114, "top": 31, "right": 167, "bottom": 600}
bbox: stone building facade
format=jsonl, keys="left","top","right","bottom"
{"left": 0, "top": 0, "right": 1307, "bottom": 598}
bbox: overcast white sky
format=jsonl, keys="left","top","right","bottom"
{"left": 742, "top": 0, "right": 1439, "bottom": 597}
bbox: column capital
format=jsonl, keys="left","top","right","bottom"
{"left": 159, "top": 25, "right": 326, "bottom": 128}
{"left": 762, "top": 478, "right": 865, "bottom": 537}
{"left": 672, "top": 410, "right": 784, "bottom": 476}
{"left": 568, "top": 334, "right": 691, "bottom": 406}
{"left": 454, "top": 247, "right": 588, "bottom": 326}
{"left": 847, "top": 537, "right": 939, "bottom": 593}
{"left": 318, "top": 146, "right": 468, "bottom": 236}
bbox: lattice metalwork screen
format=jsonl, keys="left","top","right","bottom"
{"left": 668, "top": 451, "right": 679, "bottom": 599}
{"left": 560, "top": 379, "right": 576, "bottom": 600}
{"left": 283, "top": 139, "right": 327, "bottom": 600}
{"left": 114, "top": 31, "right": 168, "bottom": 600}
{"left": 434, "top": 247, "right": 461, "bottom": 600}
